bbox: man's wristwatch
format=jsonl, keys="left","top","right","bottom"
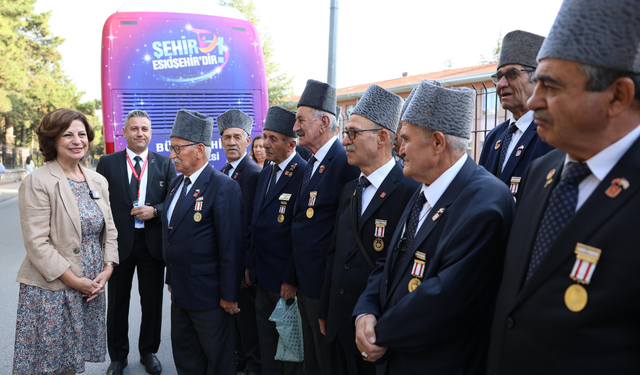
{"left": 153, "top": 208, "right": 158, "bottom": 218}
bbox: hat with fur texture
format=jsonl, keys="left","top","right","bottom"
{"left": 171, "top": 109, "right": 213, "bottom": 147}
{"left": 351, "top": 84, "right": 403, "bottom": 132}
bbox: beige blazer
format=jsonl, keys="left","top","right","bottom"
{"left": 16, "top": 159, "right": 118, "bottom": 291}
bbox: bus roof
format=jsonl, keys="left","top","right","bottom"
{"left": 117, "top": 0, "right": 247, "bottom": 21}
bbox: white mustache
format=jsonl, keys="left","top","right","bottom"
{"left": 295, "top": 130, "right": 305, "bottom": 137}
{"left": 226, "top": 145, "right": 240, "bottom": 151}
{"left": 172, "top": 158, "right": 181, "bottom": 164}
{"left": 345, "top": 145, "right": 356, "bottom": 151}
{"left": 265, "top": 148, "right": 274, "bottom": 155}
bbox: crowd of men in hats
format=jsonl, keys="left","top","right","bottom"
{"left": 96, "top": 0, "right": 640, "bottom": 374}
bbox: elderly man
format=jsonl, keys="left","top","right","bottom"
{"left": 250, "top": 106, "right": 307, "bottom": 375}
{"left": 487, "top": 1, "right": 640, "bottom": 373}
{"left": 97, "top": 110, "right": 176, "bottom": 375}
{"left": 291, "top": 79, "right": 360, "bottom": 375}
{"left": 318, "top": 84, "right": 419, "bottom": 375}
{"left": 163, "top": 109, "right": 244, "bottom": 374}
{"left": 479, "top": 30, "right": 554, "bottom": 201}
{"left": 353, "top": 80, "right": 515, "bottom": 374}
{"left": 216, "top": 108, "right": 262, "bottom": 375}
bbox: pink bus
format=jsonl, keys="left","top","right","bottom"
{"left": 101, "top": 1, "right": 268, "bottom": 168}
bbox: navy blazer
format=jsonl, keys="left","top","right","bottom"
{"left": 488, "top": 140, "right": 640, "bottom": 374}
{"left": 291, "top": 138, "right": 360, "bottom": 299}
{"left": 319, "top": 161, "right": 419, "bottom": 346}
{"left": 353, "top": 157, "right": 515, "bottom": 375}
{"left": 479, "top": 119, "right": 554, "bottom": 201}
{"left": 96, "top": 150, "right": 176, "bottom": 261}
{"left": 162, "top": 164, "right": 244, "bottom": 311}
{"left": 250, "top": 153, "right": 307, "bottom": 293}
{"left": 223, "top": 154, "right": 262, "bottom": 265}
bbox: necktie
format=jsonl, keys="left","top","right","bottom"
{"left": 526, "top": 162, "right": 592, "bottom": 281}
{"left": 169, "top": 177, "right": 191, "bottom": 231}
{"left": 389, "top": 192, "right": 428, "bottom": 284}
{"left": 221, "top": 162, "right": 233, "bottom": 176}
{"left": 129, "top": 155, "right": 142, "bottom": 199}
{"left": 265, "top": 164, "right": 281, "bottom": 199}
{"left": 300, "top": 155, "right": 316, "bottom": 194}
{"left": 497, "top": 123, "right": 518, "bottom": 177}
{"left": 355, "top": 176, "right": 372, "bottom": 219}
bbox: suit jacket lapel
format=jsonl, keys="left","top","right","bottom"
{"left": 119, "top": 151, "right": 135, "bottom": 204}
{"left": 145, "top": 152, "right": 156, "bottom": 200}
{"left": 384, "top": 158, "right": 476, "bottom": 303}
{"left": 50, "top": 160, "right": 82, "bottom": 239}
{"left": 359, "top": 163, "right": 402, "bottom": 230}
{"left": 263, "top": 157, "right": 302, "bottom": 209}
{"left": 296, "top": 138, "right": 339, "bottom": 210}
{"left": 169, "top": 165, "right": 211, "bottom": 235}
{"left": 232, "top": 156, "right": 247, "bottom": 181}
{"left": 517, "top": 140, "right": 640, "bottom": 305}
{"left": 502, "top": 120, "right": 538, "bottom": 180}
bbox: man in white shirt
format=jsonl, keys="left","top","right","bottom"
{"left": 479, "top": 30, "right": 554, "bottom": 201}
{"left": 353, "top": 80, "right": 515, "bottom": 375}
{"left": 488, "top": 1, "right": 640, "bottom": 373}
{"left": 318, "top": 84, "right": 419, "bottom": 375}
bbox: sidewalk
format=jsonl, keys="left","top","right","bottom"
{"left": 0, "top": 181, "right": 21, "bottom": 203}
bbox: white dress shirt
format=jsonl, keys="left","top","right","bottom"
{"left": 501, "top": 110, "right": 534, "bottom": 172}
{"left": 166, "top": 162, "right": 208, "bottom": 223}
{"left": 565, "top": 123, "right": 640, "bottom": 211}
{"left": 224, "top": 152, "right": 247, "bottom": 176}
{"left": 359, "top": 158, "right": 396, "bottom": 215}
{"left": 126, "top": 147, "right": 149, "bottom": 228}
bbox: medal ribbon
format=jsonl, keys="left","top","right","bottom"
{"left": 570, "top": 259, "right": 596, "bottom": 284}
{"left": 411, "top": 260, "right": 425, "bottom": 278}
{"left": 308, "top": 196, "right": 316, "bottom": 206}
{"left": 279, "top": 205, "right": 286, "bottom": 214}
{"left": 375, "top": 226, "right": 385, "bottom": 237}
{"left": 510, "top": 183, "right": 519, "bottom": 194}
{"left": 195, "top": 201, "right": 203, "bottom": 211}
{"left": 126, "top": 154, "right": 149, "bottom": 198}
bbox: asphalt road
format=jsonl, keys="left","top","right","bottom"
{"left": 0, "top": 181, "right": 178, "bottom": 374}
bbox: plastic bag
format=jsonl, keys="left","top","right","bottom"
{"left": 268, "top": 297, "right": 304, "bottom": 362}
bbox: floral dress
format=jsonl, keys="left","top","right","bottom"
{"left": 13, "top": 179, "right": 106, "bottom": 375}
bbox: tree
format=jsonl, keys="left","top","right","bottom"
{"left": 0, "top": 0, "right": 99, "bottom": 153}
{"left": 218, "top": 0, "right": 294, "bottom": 106}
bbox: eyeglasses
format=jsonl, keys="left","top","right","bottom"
{"left": 491, "top": 68, "right": 535, "bottom": 84}
{"left": 169, "top": 143, "right": 197, "bottom": 154}
{"left": 342, "top": 128, "right": 381, "bottom": 140}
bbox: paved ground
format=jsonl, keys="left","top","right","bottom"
{"left": 0, "top": 183, "right": 178, "bottom": 374}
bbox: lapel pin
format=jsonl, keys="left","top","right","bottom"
{"left": 380, "top": 192, "right": 386, "bottom": 198}
{"left": 605, "top": 177, "right": 630, "bottom": 198}
{"left": 159, "top": 181, "right": 164, "bottom": 187}
{"left": 545, "top": 169, "right": 556, "bottom": 188}
{"left": 193, "top": 189, "right": 200, "bottom": 197}
{"left": 432, "top": 208, "right": 445, "bottom": 221}
{"left": 233, "top": 172, "right": 239, "bottom": 180}
{"left": 516, "top": 145, "right": 524, "bottom": 157}
{"left": 494, "top": 140, "right": 502, "bottom": 150}
{"left": 319, "top": 165, "right": 325, "bottom": 174}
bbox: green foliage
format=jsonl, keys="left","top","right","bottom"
{"left": 218, "top": 0, "right": 294, "bottom": 106}
{"left": 0, "top": 0, "right": 101, "bottom": 153}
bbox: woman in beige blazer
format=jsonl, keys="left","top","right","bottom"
{"left": 13, "top": 109, "right": 118, "bottom": 375}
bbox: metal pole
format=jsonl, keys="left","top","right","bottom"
{"left": 327, "top": 0, "right": 339, "bottom": 87}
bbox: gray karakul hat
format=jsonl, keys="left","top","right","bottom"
{"left": 401, "top": 80, "right": 442, "bottom": 120}
{"left": 401, "top": 80, "right": 474, "bottom": 140}
{"left": 170, "top": 109, "right": 213, "bottom": 147}
{"left": 537, "top": 0, "right": 640, "bottom": 74}
{"left": 498, "top": 30, "right": 545, "bottom": 69}
{"left": 297, "top": 79, "right": 337, "bottom": 116}
{"left": 216, "top": 109, "right": 253, "bottom": 136}
{"left": 264, "top": 106, "right": 297, "bottom": 138}
{"left": 352, "top": 84, "right": 403, "bottom": 132}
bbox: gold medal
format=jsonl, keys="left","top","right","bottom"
{"left": 194, "top": 212, "right": 202, "bottom": 222}
{"left": 564, "top": 284, "right": 588, "bottom": 312}
{"left": 408, "top": 278, "right": 421, "bottom": 292}
{"left": 306, "top": 207, "right": 314, "bottom": 218}
{"left": 277, "top": 213, "right": 284, "bottom": 223}
{"left": 373, "top": 238, "right": 384, "bottom": 252}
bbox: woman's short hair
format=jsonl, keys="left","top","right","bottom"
{"left": 250, "top": 134, "right": 264, "bottom": 163}
{"left": 36, "top": 108, "right": 94, "bottom": 162}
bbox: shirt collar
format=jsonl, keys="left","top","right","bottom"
{"left": 228, "top": 152, "right": 247, "bottom": 169}
{"left": 422, "top": 153, "right": 468, "bottom": 208}
{"left": 126, "top": 147, "right": 148, "bottom": 162}
{"left": 360, "top": 158, "right": 396, "bottom": 190}
{"left": 277, "top": 150, "right": 297, "bottom": 171}
{"left": 564, "top": 123, "right": 640, "bottom": 182}
{"left": 512, "top": 110, "right": 534, "bottom": 133}
{"left": 184, "top": 162, "right": 208, "bottom": 185}
{"left": 313, "top": 135, "right": 338, "bottom": 164}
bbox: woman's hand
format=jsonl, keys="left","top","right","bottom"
{"left": 85, "top": 266, "right": 114, "bottom": 301}
{"left": 59, "top": 267, "right": 110, "bottom": 301}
